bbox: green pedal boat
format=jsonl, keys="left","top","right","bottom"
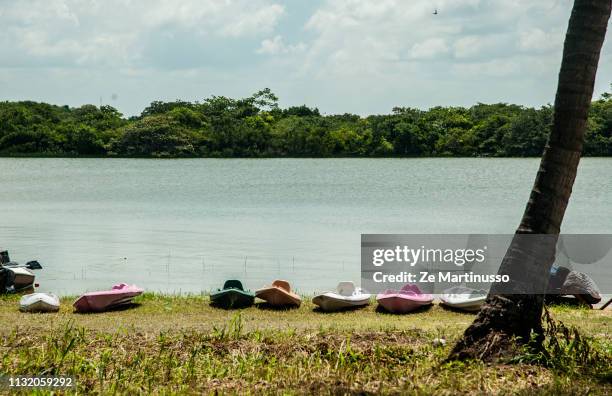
{"left": 210, "top": 280, "right": 255, "bottom": 309}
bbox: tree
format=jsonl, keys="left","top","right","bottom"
{"left": 500, "top": 107, "right": 552, "bottom": 156}
{"left": 60, "top": 124, "right": 106, "bottom": 155}
{"left": 584, "top": 90, "right": 612, "bottom": 155}
{"left": 282, "top": 105, "right": 320, "bottom": 117}
{"left": 449, "top": 0, "right": 611, "bottom": 361}
{"left": 0, "top": 88, "right": 609, "bottom": 158}
{"left": 141, "top": 100, "right": 196, "bottom": 117}
{"left": 112, "top": 115, "right": 195, "bottom": 157}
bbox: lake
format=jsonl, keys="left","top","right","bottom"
{"left": 0, "top": 158, "right": 610, "bottom": 295}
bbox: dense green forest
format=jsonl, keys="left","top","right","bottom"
{"left": 0, "top": 88, "right": 610, "bottom": 157}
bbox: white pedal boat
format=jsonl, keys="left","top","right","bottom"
{"left": 440, "top": 286, "right": 487, "bottom": 312}
{"left": 20, "top": 293, "right": 60, "bottom": 313}
{"left": 313, "top": 281, "right": 370, "bottom": 312}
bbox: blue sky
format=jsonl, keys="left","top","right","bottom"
{"left": 0, "top": 0, "right": 610, "bottom": 116}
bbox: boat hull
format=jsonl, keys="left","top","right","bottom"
{"left": 210, "top": 290, "right": 255, "bottom": 309}
{"left": 8, "top": 267, "right": 35, "bottom": 289}
{"left": 256, "top": 287, "right": 301, "bottom": 307}
{"left": 440, "top": 287, "right": 487, "bottom": 312}
{"left": 20, "top": 293, "right": 60, "bottom": 313}
{"left": 312, "top": 294, "right": 370, "bottom": 312}
{"left": 440, "top": 297, "right": 485, "bottom": 312}
{"left": 376, "top": 295, "right": 432, "bottom": 314}
{"left": 73, "top": 284, "right": 143, "bottom": 313}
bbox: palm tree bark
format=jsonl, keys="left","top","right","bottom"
{"left": 449, "top": 0, "right": 611, "bottom": 361}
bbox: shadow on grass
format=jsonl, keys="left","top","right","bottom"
{"left": 74, "top": 302, "right": 142, "bottom": 314}
{"left": 255, "top": 302, "right": 300, "bottom": 311}
{"left": 312, "top": 305, "right": 370, "bottom": 314}
{"left": 374, "top": 304, "right": 434, "bottom": 315}
{"left": 438, "top": 304, "right": 479, "bottom": 315}
{"left": 20, "top": 310, "right": 60, "bottom": 314}
{"left": 209, "top": 302, "right": 254, "bottom": 311}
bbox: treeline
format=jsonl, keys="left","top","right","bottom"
{"left": 0, "top": 88, "right": 610, "bottom": 157}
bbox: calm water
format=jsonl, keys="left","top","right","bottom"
{"left": 0, "top": 158, "right": 610, "bottom": 295}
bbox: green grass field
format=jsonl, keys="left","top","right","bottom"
{"left": 0, "top": 293, "right": 610, "bottom": 395}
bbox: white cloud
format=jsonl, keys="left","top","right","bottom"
{"left": 221, "top": 4, "right": 285, "bottom": 37}
{"left": 409, "top": 38, "right": 449, "bottom": 60}
{"left": 454, "top": 35, "right": 505, "bottom": 59}
{"left": 0, "top": 0, "right": 286, "bottom": 68}
{"left": 0, "top": 0, "right": 79, "bottom": 26}
{"left": 294, "top": 0, "right": 576, "bottom": 82}
{"left": 0, "top": 0, "right": 610, "bottom": 116}
{"left": 256, "top": 35, "right": 306, "bottom": 55}
{"left": 453, "top": 58, "right": 522, "bottom": 78}
{"left": 300, "top": 0, "right": 472, "bottom": 78}
{"left": 518, "top": 28, "right": 564, "bottom": 53}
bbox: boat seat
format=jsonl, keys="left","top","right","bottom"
{"left": 272, "top": 280, "right": 291, "bottom": 292}
{"left": 337, "top": 281, "right": 355, "bottom": 296}
{"left": 400, "top": 284, "right": 420, "bottom": 294}
{"left": 223, "top": 280, "right": 244, "bottom": 291}
{"left": 0, "top": 250, "right": 9, "bottom": 265}
{"left": 0, "top": 267, "right": 11, "bottom": 292}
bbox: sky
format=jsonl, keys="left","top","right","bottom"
{"left": 0, "top": 0, "right": 610, "bottom": 117}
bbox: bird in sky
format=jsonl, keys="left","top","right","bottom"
{"left": 433, "top": 9, "right": 438, "bottom": 15}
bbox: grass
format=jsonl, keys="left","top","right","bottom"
{"left": 0, "top": 293, "right": 610, "bottom": 395}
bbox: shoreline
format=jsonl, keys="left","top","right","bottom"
{"left": 1, "top": 293, "right": 609, "bottom": 394}
{"left": 4, "top": 154, "right": 612, "bottom": 159}
{"left": 13, "top": 292, "right": 610, "bottom": 309}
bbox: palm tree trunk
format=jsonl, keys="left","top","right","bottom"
{"left": 449, "top": 0, "right": 611, "bottom": 361}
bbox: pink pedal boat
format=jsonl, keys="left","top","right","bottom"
{"left": 376, "top": 284, "right": 433, "bottom": 314}
{"left": 73, "top": 283, "right": 144, "bottom": 313}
